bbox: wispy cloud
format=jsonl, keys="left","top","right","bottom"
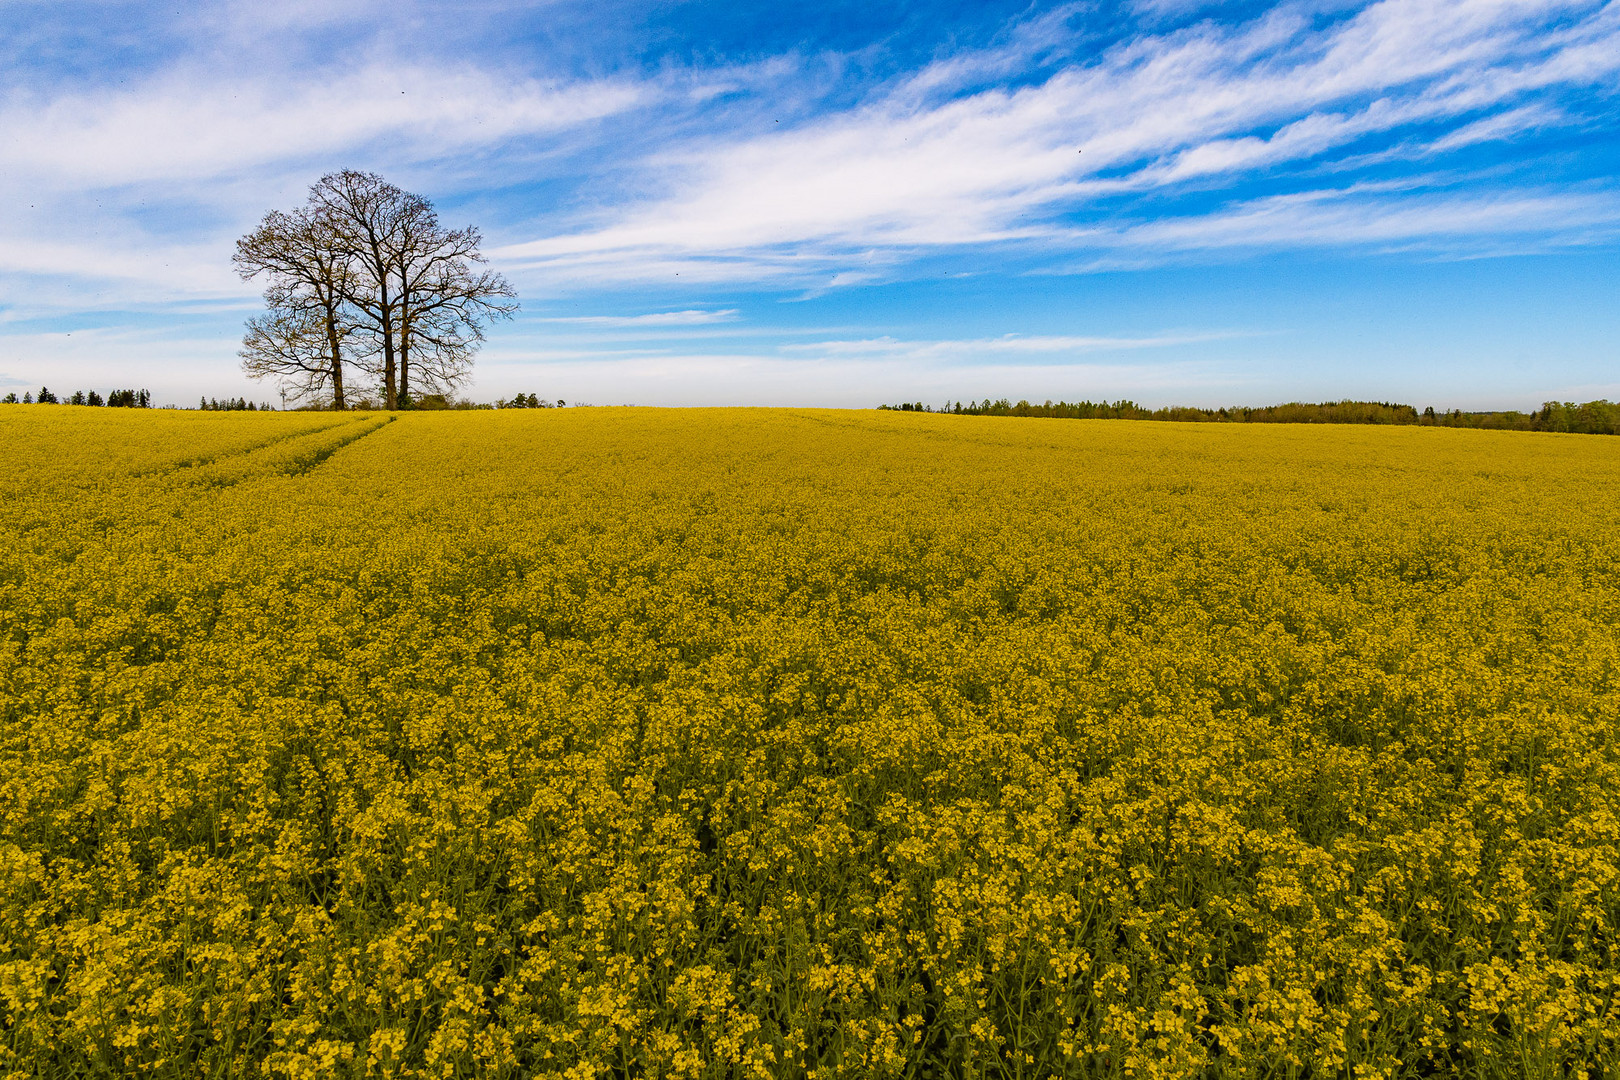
{"left": 0, "top": 55, "right": 649, "bottom": 309}
{"left": 1098, "top": 184, "right": 1620, "bottom": 254}
{"left": 1426, "top": 104, "right": 1562, "bottom": 153}
{"left": 5, "top": 0, "right": 1617, "bottom": 301}
{"left": 496, "top": 0, "right": 1620, "bottom": 283}
{"left": 0, "top": 234, "right": 236, "bottom": 295}
{"left": 780, "top": 330, "right": 1255, "bottom": 364}
{"left": 1, "top": 64, "right": 643, "bottom": 190}
{"left": 537, "top": 309, "right": 741, "bottom": 326}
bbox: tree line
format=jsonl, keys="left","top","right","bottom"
{"left": 235, "top": 170, "right": 517, "bottom": 411}
{"left": 272, "top": 391, "right": 566, "bottom": 411}
{"left": 4, "top": 388, "right": 151, "bottom": 407}
{"left": 881, "top": 398, "right": 1620, "bottom": 435}
{"left": 498, "top": 393, "right": 565, "bottom": 409}
{"left": 0, "top": 387, "right": 568, "bottom": 412}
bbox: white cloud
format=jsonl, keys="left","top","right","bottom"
{"left": 0, "top": 63, "right": 642, "bottom": 189}
{"left": 0, "top": 53, "right": 648, "bottom": 311}
{"left": 1104, "top": 185, "right": 1620, "bottom": 252}
{"left": 0, "top": 234, "right": 241, "bottom": 296}
{"left": 2, "top": 0, "right": 1617, "bottom": 315}
{"left": 494, "top": 0, "right": 1620, "bottom": 283}
{"left": 779, "top": 331, "right": 1254, "bottom": 364}
{"left": 1426, "top": 103, "right": 1561, "bottom": 151}
{"left": 536, "top": 309, "right": 741, "bottom": 326}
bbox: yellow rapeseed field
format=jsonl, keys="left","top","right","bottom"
{"left": 1, "top": 406, "right": 1617, "bottom": 1079}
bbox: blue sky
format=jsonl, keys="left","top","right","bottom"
{"left": 1, "top": 0, "right": 1616, "bottom": 408}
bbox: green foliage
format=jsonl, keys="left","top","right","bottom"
{"left": 498, "top": 393, "right": 562, "bottom": 409}
{"left": 199, "top": 396, "right": 270, "bottom": 412}
{"left": 1534, "top": 399, "right": 1620, "bottom": 434}
{"left": 884, "top": 397, "right": 1620, "bottom": 434}
{"left": 105, "top": 389, "right": 152, "bottom": 409}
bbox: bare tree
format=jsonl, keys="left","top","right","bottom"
{"left": 308, "top": 171, "right": 417, "bottom": 409}
{"left": 239, "top": 297, "right": 370, "bottom": 407}
{"left": 239, "top": 171, "right": 517, "bottom": 410}
{"left": 309, "top": 170, "right": 516, "bottom": 408}
{"left": 234, "top": 207, "right": 356, "bottom": 409}
{"left": 397, "top": 233, "right": 518, "bottom": 400}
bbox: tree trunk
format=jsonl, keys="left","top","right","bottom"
{"left": 325, "top": 317, "right": 346, "bottom": 410}
{"left": 380, "top": 293, "right": 397, "bottom": 410}
{"left": 399, "top": 300, "right": 411, "bottom": 407}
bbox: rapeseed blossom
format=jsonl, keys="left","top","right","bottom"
{"left": 0, "top": 406, "right": 1616, "bottom": 1077}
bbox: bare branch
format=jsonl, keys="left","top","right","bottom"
{"left": 238, "top": 170, "right": 518, "bottom": 410}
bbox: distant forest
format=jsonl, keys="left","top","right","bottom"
{"left": 0, "top": 387, "right": 572, "bottom": 411}
{"left": 5, "top": 389, "right": 1615, "bottom": 434}
{"left": 4, "top": 387, "right": 151, "bottom": 408}
{"left": 880, "top": 398, "right": 1620, "bottom": 435}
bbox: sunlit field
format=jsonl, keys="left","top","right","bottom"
{"left": 2, "top": 406, "right": 1617, "bottom": 1079}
